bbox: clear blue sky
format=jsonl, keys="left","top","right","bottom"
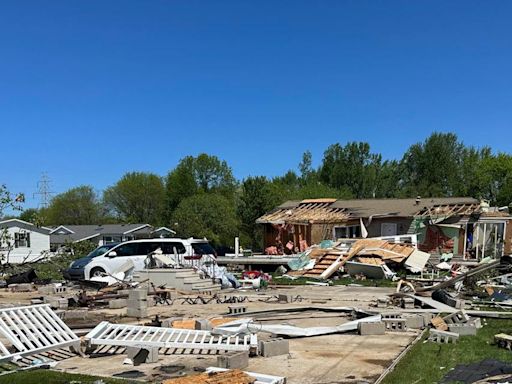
{"left": 1, "top": 1, "right": 511, "bottom": 209}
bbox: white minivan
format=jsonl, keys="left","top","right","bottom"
{"left": 76, "top": 238, "right": 216, "bottom": 280}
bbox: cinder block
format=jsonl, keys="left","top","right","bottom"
{"left": 44, "top": 297, "right": 68, "bottom": 309}
{"left": 129, "top": 289, "right": 148, "bottom": 301}
{"left": 358, "top": 321, "right": 386, "bottom": 335}
{"left": 162, "top": 317, "right": 182, "bottom": 328}
{"left": 64, "top": 310, "right": 88, "bottom": 320}
{"left": 10, "top": 283, "right": 33, "bottom": 292}
{"left": 258, "top": 338, "right": 289, "bottom": 357}
{"left": 278, "top": 294, "right": 291, "bottom": 303}
{"left": 228, "top": 305, "right": 247, "bottom": 314}
{"left": 127, "top": 307, "right": 147, "bottom": 318}
{"left": 420, "top": 313, "right": 434, "bottom": 327}
{"left": 381, "top": 313, "right": 402, "bottom": 319}
{"left": 443, "top": 311, "right": 470, "bottom": 325}
{"left": 428, "top": 329, "right": 459, "bottom": 344}
{"left": 383, "top": 318, "right": 407, "bottom": 332}
{"left": 404, "top": 315, "right": 424, "bottom": 329}
{"left": 449, "top": 323, "right": 477, "bottom": 336}
{"left": 194, "top": 319, "right": 212, "bottom": 331}
{"left": 109, "top": 299, "right": 128, "bottom": 309}
{"left": 217, "top": 351, "right": 249, "bottom": 369}
{"left": 127, "top": 299, "right": 148, "bottom": 310}
{"left": 126, "top": 346, "right": 159, "bottom": 365}
{"left": 37, "top": 285, "right": 53, "bottom": 295}
{"left": 376, "top": 297, "right": 389, "bottom": 308}
{"left": 470, "top": 317, "right": 482, "bottom": 329}
{"left": 401, "top": 297, "right": 415, "bottom": 309}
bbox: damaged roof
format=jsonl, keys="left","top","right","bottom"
{"left": 256, "top": 197, "right": 480, "bottom": 224}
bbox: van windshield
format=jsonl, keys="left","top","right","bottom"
{"left": 192, "top": 242, "right": 215, "bottom": 255}
{"left": 86, "top": 244, "right": 117, "bottom": 258}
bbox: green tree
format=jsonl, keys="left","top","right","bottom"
{"left": 172, "top": 194, "right": 239, "bottom": 248}
{"left": 475, "top": 153, "right": 512, "bottom": 206}
{"left": 18, "top": 208, "right": 39, "bottom": 223}
{"left": 238, "top": 176, "right": 281, "bottom": 250}
{"left": 400, "top": 132, "right": 464, "bottom": 197}
{"left": 319, "top": 142, "right": 382, "bottom": 198}
{"left": 43, "top": 185, "right": 104, "bottom": 225}
{"left": 165, "top": 154, "right": 237, "bottom": 216}
{"left": 104, "top": 172, "right": 165, "bottom": 224}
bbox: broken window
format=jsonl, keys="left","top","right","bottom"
{"left": 466, "top": 221, "right": 505, "bottom": 259}
{"left": 333, "top": 225, "right": 361, "bottom": 239}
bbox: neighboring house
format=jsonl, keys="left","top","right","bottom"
{"left": 49, "top": 224, "right": 176, "bottom": 250}
{"left": 256, "top": 197, "right": 508, "bottom": 260}
{"left": 0, "top": 219, "right": 51, "bottom": 264}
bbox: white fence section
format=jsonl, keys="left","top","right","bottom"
{"left": 85, "top": 321, "right": 257, "bottom": 353}
{"left": 0, "top": 304, "right": 80, "bottom": 362}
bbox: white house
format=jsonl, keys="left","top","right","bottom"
{"left": 0, "top": 219, "right": 51, "bottom": 264}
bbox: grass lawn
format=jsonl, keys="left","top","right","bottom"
{"left": 0, "top": 369, "right": 133, "bottom": 384}
{"left": 382, "top": 318, "right": 512, "bottom": 384}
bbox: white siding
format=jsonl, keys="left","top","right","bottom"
{"left": 0, "top": 226, "right": 50, "bottom": 264}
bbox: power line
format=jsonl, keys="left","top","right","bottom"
{"left": 33, "top": 172, "right": 54, "bottom": 208}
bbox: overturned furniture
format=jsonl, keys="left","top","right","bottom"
{"left": 0, "top": 304, "right": 80, "bottom": 362}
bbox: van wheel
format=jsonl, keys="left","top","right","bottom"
{"left": 90, "top": 267, "right": 105, "bottom": 278}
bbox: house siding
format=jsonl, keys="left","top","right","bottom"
{"left": 1, "top": 226, "right": 50, "bottom": 264}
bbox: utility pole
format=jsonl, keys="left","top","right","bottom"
{"left": 34, "top": 172, "right": 54, "bottom": 209}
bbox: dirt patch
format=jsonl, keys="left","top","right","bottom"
{"left": 362, "top": 358, "right": 392, "bottom": 367}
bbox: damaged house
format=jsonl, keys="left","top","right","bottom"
{"left": 256, "top": 197, "right": 511, "bottom": 260}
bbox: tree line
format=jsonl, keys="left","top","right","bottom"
{"left": 12, "top": 132, "right": 512, "bottom": 250}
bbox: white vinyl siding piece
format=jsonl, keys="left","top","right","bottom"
{"left": 0, "top": 304, "right": 80, "bottom": 362}
{"left": 85, "top": 321, "right": 257, "bottom": 353}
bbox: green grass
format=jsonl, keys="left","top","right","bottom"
{"left": 382, "top": 318, "right": 512, "bottom": 384}
{"left": 0, "top": 369, "right": 133, "bottom": 384}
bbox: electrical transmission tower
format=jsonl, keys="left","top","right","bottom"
{"left": 34, "top": 173, "right": 54, "bottom": 208}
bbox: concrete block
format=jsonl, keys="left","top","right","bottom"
{"left": 404, "top": 315, "right": 424, "bottom": 329}
{"left": 63, "top": 309, "right": 88, "bottom": 320}
{"left": 127, "top": 307, "right": 147, "bottom": 318}
{"left": 129, "top": 289, "right": 148, "bottom": 301}
{"left": 401, "top": 297, "right": 415, "bottom": 309}
{"left": 420, "top": 313, "right": 434, "bottom": 327}
{"left": 109, "top": 299, "right": 128, "bottom": 309}
{"left": 428, "top": 329, "right": 459, "bottom": 344}
{"left": 278, "top": 294, "right": 291, "bottom": 303}
{"left": 449, "top": 323, "right": 477, "bottom": 336}
{"left": 126, "top": 346, "right": 159, "bottom": 365}
{"left": 10, "top": 283, "right": 33, "bottom": 292}
{"left": 358, "top": 321, "right": 385, "bottom": 335}
{"left": 217, "top": 351, "right": 249, "bottom": 369}
{"left": 30, "top": 298, "right": 44, "bottom": 305}
{"left": 228, "top": 305, "right": 247, "bottom": 314}
{"left": 376, "top": 297, "right": 389, "bottom": 308}
{"left": 194, "top": 319, "right": 212, "bottom": 331}
{"left": 44, "top": 297, "right": 68, "bottom": 309}
{"left": 443, "top": 310, "right": 470, "bottom": 325}
{"left": 470, "top": 317, "right": 482, "bottom": 329}
{"left": 162, "top": 317, "right": 182, "bottom": 328}
{"left": 127, "top": 299, "right": 148, "bottom": 310}
{"left": 383, "top": 318, "right": 407, "bottom": 332}
{"left": 258, "top": 338, "right": 289, "bottom": 357}
{"left": 37, "top": 285, "right": 53, "bottom": 295}
{"left": 381, "top": 312, "right": 402, "bottom": 319}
